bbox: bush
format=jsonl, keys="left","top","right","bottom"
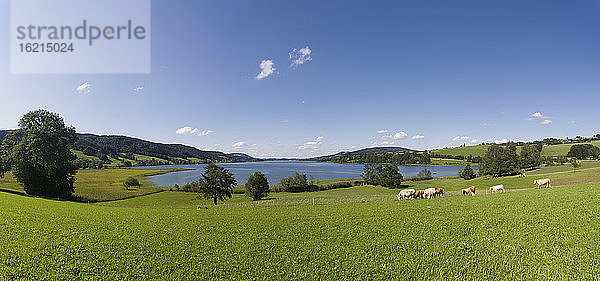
{"left": 280, "top": 173, "right": 318, "bottom": 192}
{"left": 416, "top": 169, "right": 433, "bottom": 180}
{"left": 123, "top": 177, "right": 141, "bottom": 189}
{"left": 245, "top": 172, "right": 270, "bottom": 200}
{"left": 180, "top": 181, "right": 200, "bottom": 192}
{"left": 459, "top": 164, "right": 477, "bottom": 180}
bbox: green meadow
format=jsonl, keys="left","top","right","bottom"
{"left": 2, "top": 163, "right": 600, "bottom": 279}
{"left": 0, "top": 168, "right": 187, "bottom": 202}
{"left": 432, "top": 140, "right": 600, "bottom": 158}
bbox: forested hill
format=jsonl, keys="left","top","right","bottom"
{"left": 307, "top": 146, "right": 419, "bottom": 162}
{"left": 0, "top": 131, "right": 258, "bottom": 163}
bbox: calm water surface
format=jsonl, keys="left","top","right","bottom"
{"left": 136, "top": 161, "right": 477, "bottom": 186}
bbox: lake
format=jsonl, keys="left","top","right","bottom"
{"left": 136, "top": 161, "right": 477, "bottom": 187}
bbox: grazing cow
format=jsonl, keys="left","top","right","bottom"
{"left": 398, "top": 189, "right": 416, "bottom": 200}
{"left": 462, "top": 186, "right": 476, "bottom": 196}
{"left": 489, "top": 184, "right": 505, "bottom": 193}
{"left": 424, "top": 188, "right": 437, "bottom": 199}
{"left": 534, "top": 178, "right": 551, "bottom": 189}
{"left": 434, "top": 188, "right": 444, "bottom": 197}
{"left": 414, "top": 190, "right": 425, "bottom": 199}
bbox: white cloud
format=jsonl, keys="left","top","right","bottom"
{"left": 133, "top": 86, "right": 144, "bottom": 93}
{"left": 176, "top": 126, "right": 198, "bottom": 135}
{"left": 383, "top": 131, "right": 408, "bottom": 140}
{"left": 176, "top": 126, "right": 213, "bottom": 136}
{"left": 198, "top": 130, "right": 214, "bottom": 136}
{"left": 452, "top": 136, "right": 471, "bottom": 142}
{"left": 255, "top": 60, "right": 276, "bottom": 80}
{"left": 299, "top": 136, "right": 324, "bottom": 150}
{"left": 282, "top": 119, "right": 289, "bottom": 123}
{"left": 76, "top": 82, "right": 91, "bottom": 94}
{"left": 568, "top": 121, "right": 576, "bottom": 125}
{"left": 289, "top": 46, "right": 312, "bottom": 67}
{"left": 377, "top": 130, "right": 389, "bottom": 134}
{"left": 471, "top": 139, "right": 480, "bottom": 143}
{"left": 372, "top": 141, "right": 395, "bottom": 146}
{"left": 233, "top": 141, "right": 247, "bottom": 149}
{"left": 528, "top": 112, "right": 550, "bottom": 121}
{"left": 495, "top": 138, "right": 509, "bottom": 144}
{"left": 412, "top": 135, "right": 425, "bottom": 140}
{"left": 540, "top": 119, "right": 552, "bottom": 125}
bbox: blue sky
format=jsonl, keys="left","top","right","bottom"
{"left": 1, "top": 1, "right": 599, "bottom": 158}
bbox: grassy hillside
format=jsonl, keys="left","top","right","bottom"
{"left": 433, "top": 141, "right": 600, "bottom": 158}
{"left": 0, "top": 130, "right": 258, "bottom": 166}
{"left": 431, "top": 145, "right": 489, "bottom": 158}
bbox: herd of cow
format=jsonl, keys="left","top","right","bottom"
{"left": 397, "top": 178, "right": 551, "bottom": 200}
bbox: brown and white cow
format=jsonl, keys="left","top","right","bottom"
{"left": 462, "top": 186, "right": 476, "bottom": 196}
{"left": 434, "top": 188, "right": 444, "bottom": 197}
{"left": 414, "top": 190, "right": 425, "bottom": 199}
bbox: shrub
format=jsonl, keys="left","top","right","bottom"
{"left": 123, "top": 177, "right": 141, "bottom": 189}
{"left": 280, "top": 173, "right": 318, "bottom": 192}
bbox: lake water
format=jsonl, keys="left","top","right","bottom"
{"left": 135, "top": 161, "right": 477, "bottom": 187}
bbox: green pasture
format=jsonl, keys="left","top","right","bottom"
{"left": 433, "top": 140, "right": 600, "bottom": 159}
{"left": 2, "top": 180, "right": 600, "bottom": 279}
{"left": 0, "top": 168, "right": 186, "bottom": 202}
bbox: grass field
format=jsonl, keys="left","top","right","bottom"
{"left": 430, "top": 158, "right": 472, "bottom": 166}
{"left": 0, "top": 168, "right": 187, "bottom": 202}
{"left": 3, "top": 181, "right": 600, "bottom": 279}
{"left": 433, "top": 140, "right": 600, "bottom": 159}
{"left": 3, "top": 164, "right": 600, "bottom": 279}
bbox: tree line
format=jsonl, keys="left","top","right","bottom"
{"left": 328, "top": 151, "right": 431, "bottom": 165}
{"left": 479, "top": 142, "right": 541, "bottom": 177}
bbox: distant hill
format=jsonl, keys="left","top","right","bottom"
{"left": 0, "top": 130, "right": 258, "bottom": 164}
{"left": 307, "top": 146, "right": 418, "bottom": 162}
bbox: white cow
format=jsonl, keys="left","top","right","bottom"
{"left": 489, "top": 184, "right": 505, "bottom": 193}
{"left": 398, "top": 189, "right": 416, "bottom": 200}
{"left": 424, "top": 188, "right": 437, "bottom": 199}
{"left": 534, "top": 178, "right": 551, "bottom": 189}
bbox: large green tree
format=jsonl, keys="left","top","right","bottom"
{"left": 519, "top": 144, "right": 541, "bottom": 169}
{"left": 480, "top": 144, "right": 503, "bottom": 176}
{"left": 361, "top": 163, "right": 403, "bottom": 188}
{"left": 245, "top": 171, "right": 270, "bottom": 201}
{"left": 501, "top": 142, "right": 520, "bottom": 175}
{"left": 0, "top": 110, "right": 78, "bottom": 198}
{"left": 459, "top": 163, "right": 476, "bottom": 180}
{"left": 198, "top": 163, "right": 237, "bottom": 205}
